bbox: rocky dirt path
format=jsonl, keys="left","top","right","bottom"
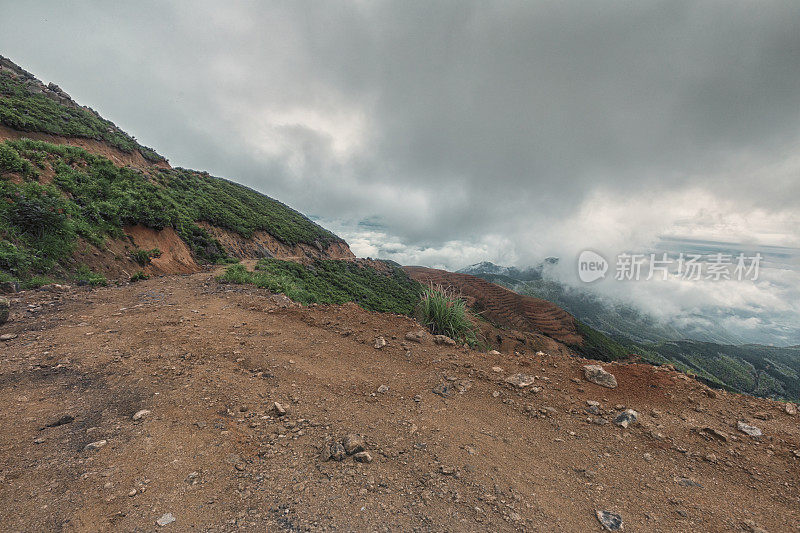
{"left": 0, "top": 271, "right": 798, "bottom": 532}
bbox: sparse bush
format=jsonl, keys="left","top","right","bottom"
{"left": 130, "top": 270, "right": 149, "bottom": 282}
{"left": 416, "top": 286, "right": 478, "bottom": 345}
{"left": 130, "top": 247, "right": 161, "bottom": 266}
{"left": 74, "top": 265, "right": 107, "bottom": 286}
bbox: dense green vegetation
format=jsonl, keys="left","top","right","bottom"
{"left": 0, "top": 139, "right": 343, "bottom": 282}
{"left": 416, "top": 286, "right": 478, "bottom": 346}
{"left": 570, "top": 320, "right": 631, "bottom": 362}
{"left": 0, "top": 68, "right": 164, "bottom": 162}
{"left": 219, "top": 259, "right": 423, "bottom": 314}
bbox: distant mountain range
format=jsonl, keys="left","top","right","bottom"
{"left": 459, "top": 261, "right": 800, "bottom": 401}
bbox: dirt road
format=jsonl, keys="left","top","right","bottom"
{"left": 0, "top": 271, "right": 797, "bottom": 531}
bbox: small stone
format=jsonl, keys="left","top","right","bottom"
{"left": 433, "top": 334, "right": 456, "bottom": 346}
{"left": 0, "top": 333, "right": 16, "bottom": 341}
{"left": 488, "top": 350, "right": 501, "bottom": 355}
{"left": 328, "top": 441, "right": 346, "bottom": 461}
{"left": 505, "top": 373, "right": 536, "bottom": 388}
{"left": 128, "top": 489, "right": 137, "bottom": 497}
{"left": 272, "top": 402, "right": 287, "bottom": 417}
{"left": 0, "top": 296, "right": 8, "bottom": 325}
{"left": 596, "top": 510, "right": 623, "bottom": 531}
{"left": 156, "top": 513, "right": 176, "bottom": 527}
{"left": 0, "top": 281, "right": 20, "bottom": 294}
{"left": 613, "top": 409, "right": 639, "bottom": 428}
{"left": 353, "top": 451, "right": 373, "bottom": 463}
{"left": 432, "top": 382, "right": 452, "bottom": 397}
{"left": 44, "top": 414, "right": 75, "bottom": 428}
{"left": 737, "top": 421, "right": 762, "bottom": 437}
{"left": 643, "top": 453, "right": 652, "bottom": 461}
{"left": 84, "top": 440, "right": 107, "bottom": 451}
{"left": 374, "top": 336, "right": 387, "bottom": 349}
{"left": 132, "top": 409, "right": 151, "bottom": 421}
{"left": 377, "top": 385, "right": 389, "bottom": 394}
{"left": 491, "top": 366, "right": 503, "bottom": 373}
{"left": 341, "top": 434, "right": 365, "bottom": 455}
{"left": 404, "top": 330, "right": 426, "bottom": 343}
{"left": 785, "top": 403, "right": 797, "bottom": 416}
{"left": 583, "top": 365, "right": 618, "bottom": 388}
{"left": 587, "top": 400, "right": 600, "bottom": 407}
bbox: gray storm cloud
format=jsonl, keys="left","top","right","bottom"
{"left": 2, "top": 1, "right": 799, "bottom": 341}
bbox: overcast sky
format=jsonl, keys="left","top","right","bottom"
{"left": 2, "top": 1, "right": 799, "bottom": 342}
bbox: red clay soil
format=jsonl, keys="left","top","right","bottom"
{"left": 123, "top": 225, "right": 199, "bottom": 275}
{"left": 405, "top": 266, "right": 583, "bottom": 345}
{"left": 0, "top": 270, "right": 797, "bottom": 532}
{"left": 0, "top": 125, "right": 170, "bottom": 170}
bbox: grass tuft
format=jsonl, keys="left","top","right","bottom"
{"left": 416, "top": 285, "right": 478, "bottom": 346}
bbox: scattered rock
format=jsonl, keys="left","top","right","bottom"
{"left": 737, "top": 421, "right": 762, "bottom": 437}
{"left": 353, "top": 451, "right": 373, "bottom": 463}
{"left": 404, "top": 330, "right": 426, "bottom": 343}
{"left": 272, "top": 402, "right": 287, "bottom": 417}
{"left": 132, "top": 409, "right": 151, "bottom": 421}
{"left": 505, "top": 373, "right": 536, "bottom": 388}
{"left": 699, "top": 427, "right": 729, "bottom": 442}
{"left": 613, "top": 409, "right": 639, "bottom": 428}
{"left": 432, "top": 382, "right": 452, "bottom": 397}
{"left": 341, "top": 434, "right": 365, "bottom": 455}
{"left": 374, "top": 336, "right": 387, "bottom": 349}
{"left": 0, "top": 297, "right": 9, "bottom": 325}
{"left": 583, "top": 365, "right": 618, "bottom": 389}
{"left": 596, "top": 510, "right": 623, "bottom": 531}
{"left": 433, "top": 334, "right": 456, "bottom": 346}
{"left": 377, "top": 385, "right": 389, "bottom": 394}
{"left": 156, "top": 513, "right": 176, "bottom": 527}
{"left": 320, "top": 440, "right": 346, "bottom": 462}
{"left": 44, "top": 414, "right": 74, "bottom": 428}
{"left": 84, "top": 440, "right": 107, "bottom": 451}
{"left": 0, "top": 281, "right": 20, "bottom": 294}
{"left": 785, "top": 403, "right": 798, "bottom": 416}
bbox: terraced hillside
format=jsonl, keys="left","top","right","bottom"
{"left": 404, "top": 266, "right": 582, "bottom": 345}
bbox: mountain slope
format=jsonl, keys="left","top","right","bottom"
{"left": 0, "top": 57, "right": 352, "bottom": 284}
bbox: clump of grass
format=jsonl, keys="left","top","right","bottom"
{"left": 130, "top": 270, "right": 149, "bottom": 282}
{"left": 130, "top": 247, "right": 161, "bottom": 266}
{"left": 74, "top": 264, "right": 107, "bottom": 286}
{"left": 416, "top": 285, "right": 478, "bottom": 346}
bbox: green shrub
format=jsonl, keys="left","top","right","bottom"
{"left": 130, "top": 247, "right": 161, "bottom": 266}
{"left": 218, "top": 259, "right": 423, "bottom": 314}
{"left": 74, "top": 265, "right": 107, "bottom": 286}
{"left": 0, "top": 70, "right": 165, "bottom": 162}
{"left": 22, "top": 275, "right": 56, "bottom": 289}
{"left": 416, "top": 286, "right": 478, "bottom": 345}
{"left": 130, "top": 270, "right": 149, "bottom": 282}
{"left": 0, "top": 138, "right": 345, "bottom": 283}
